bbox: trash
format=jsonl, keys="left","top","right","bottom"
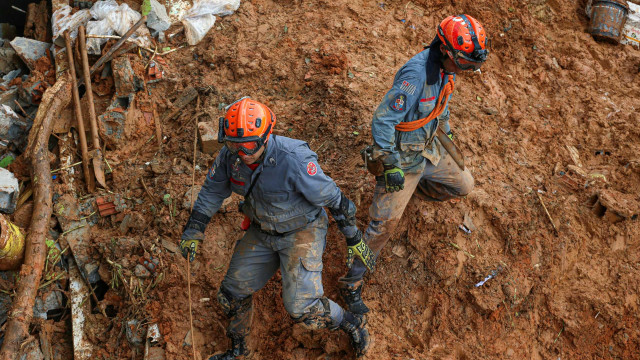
{"left": 181, "top": 0, "right": 241, "bottom": 45}
{"left": 198, "top": 121, "right": 222, "bottom": 155}
{"left": 621, "top": 2, "right": 640, "bottom": 47}
{"left": 90, "top": 0, "right": 119, "bottom": 20}
{"left": 140, "top": 256, "right": 160, "bottom": 274}
{"left": 0, "top": 213, "right": 25, "bottom": 270}
{"left": 147, "top": 61, "right": 164, "bottom": 82}
{"left": 126, "top": 319, "right": 145, "bottom": 346}
{"left": 9, "top": 37, "right": 51, "bottom": 71}
{"left": 147, "top": 323, "right": 161, "bottom": 344}
{"left": 458, "top": 224, "right": 471, "bottom": 234}
{"left": 69, "top": 262, "right": 94, "bottom": 359}
{"left": 34, "top": 290, "right": 65, "bottom": 319}
{"left": 52, "top": 6, "right": 92, "bottom": 45}
{"left": 474, "top": 266, "right": 502, "bottom": 287}
{"left": 106, "top": 3, "right": 152, "bottom": 48}
{"left": 588, "top": 0, "right": 629, "bottom": 43}
{"left": 146, "top": 0, "right": 171, "bottom": 38}
{"left": 86, "top": 19, "right": 114, "bottom": 55}
{"left": 111, "top": 56, "right": 144, "bottom": 95}
{"left": 0, "top": 168, "right": 19, "bottom": 214}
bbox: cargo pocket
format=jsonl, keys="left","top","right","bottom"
{"left": 263, "top": 191, "right": 289, "bottom": 211}
{"left": 293, "top": 256, "right": 324, "bottom": 305}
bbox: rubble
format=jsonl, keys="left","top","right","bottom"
{"left": 9, "top": 37, "right": 51, "bottom": 71}
{"left": 0, "top": 48, "right": 21, "bottom": 76}
{"left": 98, "top": 94, "right": 138, "bottom": 147}
{"left": 69, "top": 261, "right": 93, "bottom": 359}
{"left": 0, "top": 168, "right": 19, "bottom": 214}
{"left": 111, "top": 56, "right": 144, "bottom": 95}
{"left": 0, "top": 105, "right": 31, "bottom": 153}
{"left": 146, "top": 0, "right": 171, "bottom": 39}
{"left": 198, "top": 121, "right": 222, "bottom": 155}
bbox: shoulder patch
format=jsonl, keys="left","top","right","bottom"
{"left": 207, "top": 164, "right": 217, "bottom": 179}
{"left": 400, "top": 80, "right": 417, "bottom": 95}
{"left": 306, "top": 162, "right": 317, "bottom": 176}
{"left": 389, "top": 93, "right": 407, "bottom": 112}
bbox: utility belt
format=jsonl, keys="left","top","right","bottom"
{"left": 241, "top": 201, "right": 321, "bottom": 236}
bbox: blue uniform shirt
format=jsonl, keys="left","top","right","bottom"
{"left": 371, "top": 46, "right": 455, "bottom": 173}
{"left": 183, "top": 135, "right": 343, "bottom": 240}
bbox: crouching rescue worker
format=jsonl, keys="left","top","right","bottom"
{"left": 180, "top": 98, "right": 372, "bottom": 359}
{"left": 339, "top": 15, "right": 489, "bottom": 314}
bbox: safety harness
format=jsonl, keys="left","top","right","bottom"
{"left": 394, "top": 73, "right": 455, "bottom": 132}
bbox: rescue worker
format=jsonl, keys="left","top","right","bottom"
{"left": 180, "top": 98, "right": 372, "bottom": 359}
{"left": 339, "top": 15, "right": 489, "bottom": 314}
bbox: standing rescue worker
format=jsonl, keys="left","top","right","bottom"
{"left": 339, "top": 15, "right": 489, "bottom": 314}
{"left": 180, "top": 98, "right": 372, "bottom": 359}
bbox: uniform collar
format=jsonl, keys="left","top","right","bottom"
{"left": 262, "top": 135, "right": 278, "bottom": 167}
{"left": 426, "top": 45, "right": 444, "bottom": 86}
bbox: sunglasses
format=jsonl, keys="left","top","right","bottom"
{"left": 225, "top": 140, "right": 262, "bottom": 156}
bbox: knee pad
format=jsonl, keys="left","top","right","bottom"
{"left": 292, "top": 297, "right": 333, "bottom": 330}
{"left": 217, "top": 288, "right": 252, "bottom": 318}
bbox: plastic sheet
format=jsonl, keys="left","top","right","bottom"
{"left": 181, "top": 0, "right": 241, "bottom": 45}
{"left": 90, "top": 0, "right": 119, "bottom": 20}
{"left": 52, "top": 6, "right": 92, "bottom": 44}
{"left": 86, "top": 19, "right": 114, "bottom": 55}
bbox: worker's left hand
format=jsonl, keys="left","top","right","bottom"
{"left": 346, "top": 230, "right": 376, "bottom": 271}
{"left": 179, "top": 239, "right": 200, "bottom": 262}
{"left": 383, "top": 166, "right": 404, "bottom": 193}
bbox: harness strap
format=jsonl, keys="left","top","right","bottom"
{"left": 394, "top": 74, "right": 455, "bottom": 132}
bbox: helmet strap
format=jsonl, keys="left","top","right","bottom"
{"left": 458, "top": 14, "right": 486, "bottom": 61}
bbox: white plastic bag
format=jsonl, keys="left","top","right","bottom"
{"left": 86, "top": 19, "right": 114, "bottom": 55}
{"left": 106, "top": 4, "right": 152, "bottom": 48}
{"left": 52, "top": 6, "right": 92, "bottom": 43}
{"left": 181, "top": 0, "right": 241, "bottom": 45}
{"left": 90, "top": 0, "right": 119, "bottom": 20}
{"left": 621, "top": 2, "right": 640, "bottom": 47}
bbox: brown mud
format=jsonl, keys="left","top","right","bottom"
{"left": 12, "top": 0, "right": 640, "bottom": 359}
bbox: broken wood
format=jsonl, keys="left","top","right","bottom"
{"left": 162, "top": 87, "right": 198, "bottom": 121}
{"left": 0, "top": 76, "right": 71, "bottom": 359}
{"left": 535, "top": 191, "right": 559, "bottom": 236}
{"left": 65, "top": 31, "right": 94, "bottom": 193}
{"left": 89, "top": 16, "right": 147, "bottom": 76}
{"left": 78, "top": 26, "right": 107, "bottom": 188}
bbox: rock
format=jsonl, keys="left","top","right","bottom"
{"left": 589, "top": 189, "right": 640, "bottom": 223}
{"left": 161, "top": 238, "right": 179, "bottom": 253}
{"left": 0, "top": 167, "right": 19, "bottom": 214}
{"left": 147, "top": 0, "right": 171, "bottom": 36}
{"left": 0, "top": 104, "right": 32, "bottom": 153}
{"left": 111, "top": 56, "right": 143, "bottom": 96}
{"left": 134, "top": 264, "right": 151, "bottom": 278}
{"left": 0, "top": 48, "right": 20, "bottom": 76}
{"left": 9, "top": 37, "right": 51, "bottom": 71}
{"left": 150, "top": 158, "right": 170, "bottom": 174}
{"left": 183, "top": 185, "right": 202, "bottom": 209}
{"left": 147, "top": 347, "right": 165, "bottom": 360}
{"left": 198, "top": 121, "right": 222, "bottom": 155}
{"left": 482, "top": 106, "right": 499, "bottom": 115}
{"left": 126, "top": 319, "right": 144, "bottom": 346}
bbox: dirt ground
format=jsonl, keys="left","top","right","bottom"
{"left": 6, "top": 0, "right": 640, "bottom": 359}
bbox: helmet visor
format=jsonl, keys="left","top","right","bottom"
{"left": 226, "top": 140, "right": 261, "bottom": 156}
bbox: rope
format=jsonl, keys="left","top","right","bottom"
{"left": 394, "top": 74, "right": 455, "bottom": 132}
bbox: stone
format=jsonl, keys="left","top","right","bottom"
{"left": 0, "top": 167, "right": 19, "bottom": 214}
{"left": 111, "top": 56, "right": 143, "bottom": 96}
{"left": 126, "top": 319, "right": 144, "bottom": 346}
{"left": 134, "top": 264, "right": 151, "bottom": 278}
{"left": 198, "top": 121, "right": 222, "bottom": 155}
{"left": 9, "top": 37, "right": 51, "bottom": 71}
{"left": 0, "top": 104, "right": 31, "bottom": 153}
{"left": 0, "top": 48, "right": 20, "bottom": 76}
{"left": 183, "top": 185, "right": 202, "bottom": 209}
{"left": 146, "top": 0, "right": 171, "bottom": 36}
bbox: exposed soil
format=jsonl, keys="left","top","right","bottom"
{"left": 4, "top": 0, "right": 640, "bottom": 359}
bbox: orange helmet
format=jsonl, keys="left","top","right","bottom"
{"left": 218, "top": 97, "right": 276, "bottom": 156}
{"left": 437, "top": 14, "right": 488, "bottom": 71}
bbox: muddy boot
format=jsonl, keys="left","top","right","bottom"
{"left": 208, "top": 334, "right": 250, "bottom": 360}
{"left": 340, "top": 312, "right": 370, "bottom": 357}
{"left": 339, "top": 280, "right": 369, "bottom": 314}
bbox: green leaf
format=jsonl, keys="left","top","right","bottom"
{"left": 348, "top": 71, "right": 355, "bottom": 78}
{"left": 476, "top": 96, "right": 482, "bottom": 101}
{"left": 141, "top": 0, "right": 152, "bottom": 16}
{"left": 284, "top": 25, "right": 288, "bottom": 33}
{"left": 353, "top": 131, "right": 359, "bottom": 135}
{"left": 163, "top": 194, "right": 171, "bottom": 205}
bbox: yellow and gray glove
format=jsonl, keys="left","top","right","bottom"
{"left": 383, "top": 166, "right": 404, "bottom": 193}
{"left": 179, "top": 239, "right": 200, "bottom": 262}
{"left": 346, "top": 230, "right": 375, "bottom": 271}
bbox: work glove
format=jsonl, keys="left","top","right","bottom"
{"left": 179, "top": 239, "right": 200, "bottom": 262}
{"left": 346, "top": 230, "right": 376, "bottom": 271}
{"left": 383, "top": 166, "right": 404, "bottom": 193}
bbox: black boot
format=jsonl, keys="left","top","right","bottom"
{"left": 208, "top": 334, "right": 250, "bottom": 360}
{"left": 340, "top": 312, "right": 370, "bottom": 357}
{"left": 339, "top": 280, "right": 369, "bottom": 314}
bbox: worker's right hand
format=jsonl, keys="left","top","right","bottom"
{"left": 383, "top": 166, "right": 404, "bottom": 193}
{"left": 179, "top": 239, "right": 200, "bottom": 262}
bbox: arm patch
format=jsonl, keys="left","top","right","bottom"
{"left": 389, "top": 93, "right": 407, "bottom": 112}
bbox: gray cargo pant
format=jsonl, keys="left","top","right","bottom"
{"left": 218, "top": 211, "right": 345, "bottom": 336}
{"left": 341, "top": 150, "right": 474, "bottom": 284}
